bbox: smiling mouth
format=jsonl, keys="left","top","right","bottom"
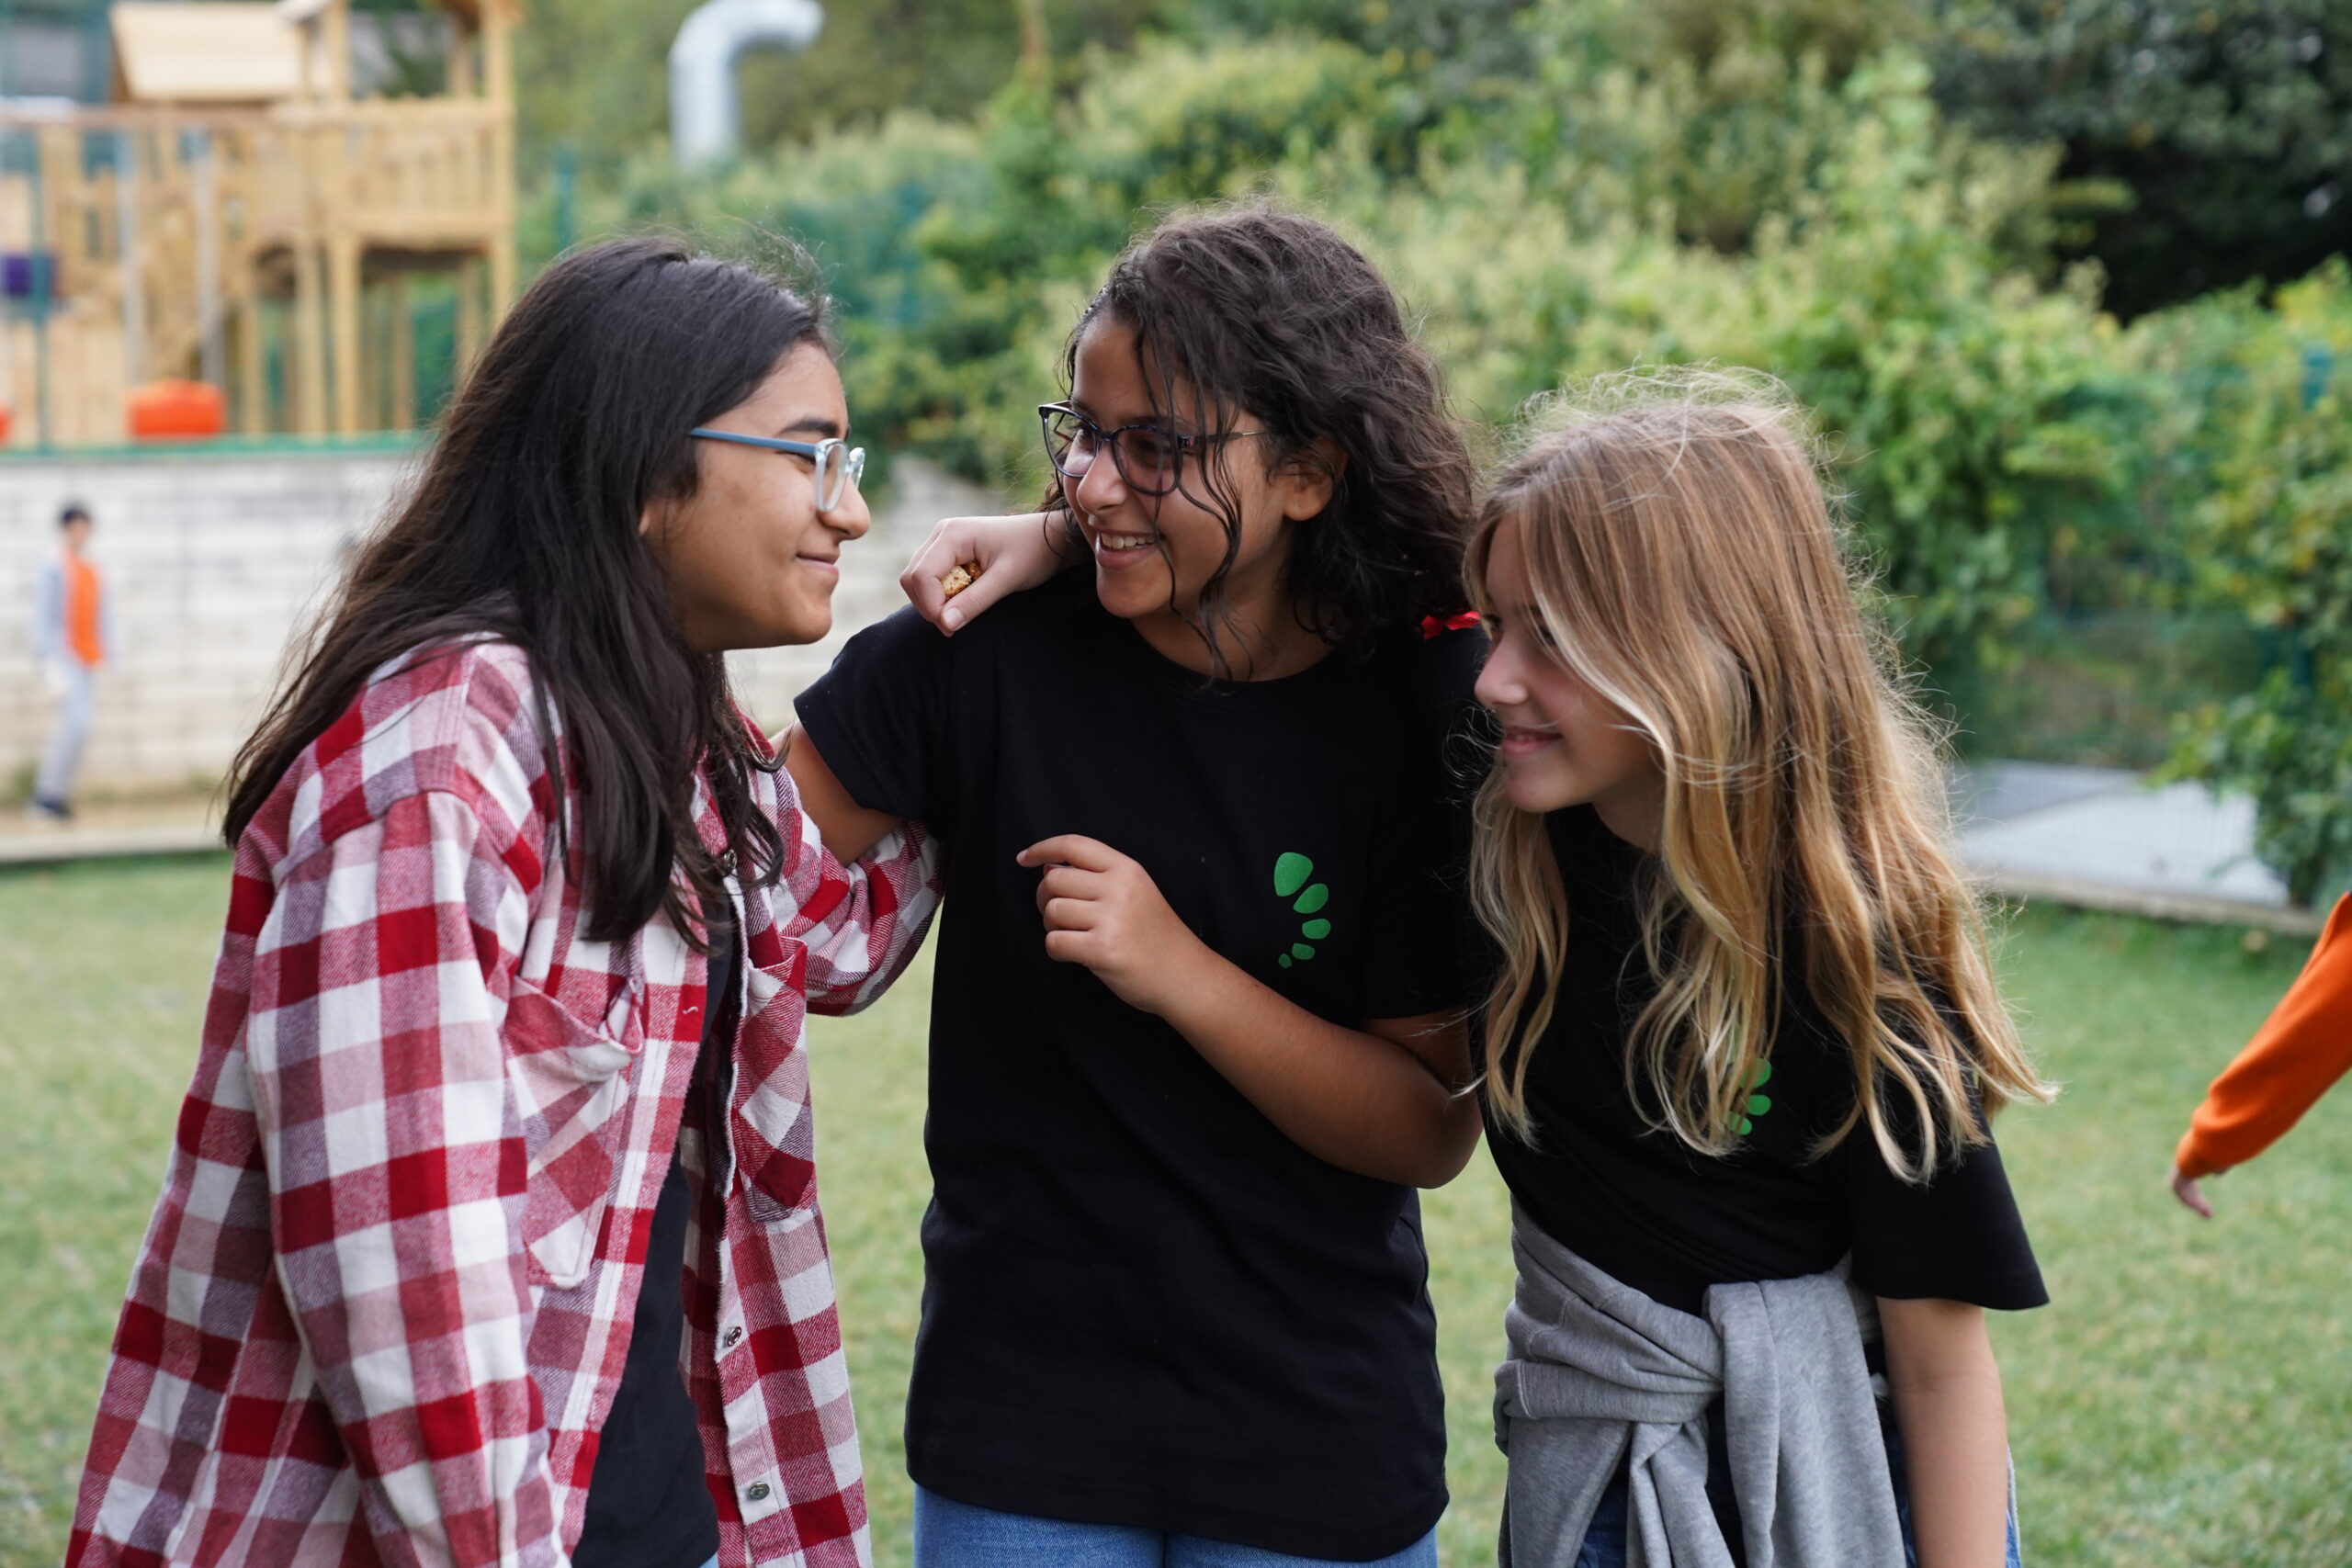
{"left": 1094, "top": 532, "right": 1158, "bottom": 553}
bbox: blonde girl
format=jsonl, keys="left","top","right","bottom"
{"left": 1469, "top": 369, "right": 2051, "bottom": 1568}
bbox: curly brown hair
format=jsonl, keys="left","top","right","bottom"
{"left": 1049, "top": 203, "right": 1476, "bottom": 666}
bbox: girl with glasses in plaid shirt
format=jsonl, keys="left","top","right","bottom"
{"left": 67, "top": 237, "right": 939, "bottom": 1568}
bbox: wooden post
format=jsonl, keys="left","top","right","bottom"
{"left": 388, "top": 272, "right": 413, "bottom": 430}
{"left": 483, "top": 2, "right": 515, "bottom": 314}
{"left": 455, "top": 255, "right": 483, "bottom": 381}
{"left": 481, "top": 3, "right": 513, "bottom": 103}
{"left": 295, "top": 241, "right": 328, "bottom": 435}
{"left": 195, "top": 129, "right": 225, "bottom": 390}
{"left": 328, "top": 233, "right": 361, "bottom": 434}
{"left": 447, "top": 18, "right": 476, "bottom": 98}
{"left": 31, "top": 127, "right": 67, "bottom": 447}
{"left": 323, "top": 0, "right": 352, "bottom": 101}
{"left": 235, "top": 260, "right": 266, "bottom": 434}
{"left": 116, "top": 131, "right": 145, "bottom": 392}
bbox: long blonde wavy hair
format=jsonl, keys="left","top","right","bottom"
{"left": 1469, "top": 368, "right": 2052, "bottom": 1180}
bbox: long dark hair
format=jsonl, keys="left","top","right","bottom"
{"left": 1051, "top": 204, "right": 1475, "bottom": 666}
{"left": 224, "top": 235, "right": 829, "bottom": 944}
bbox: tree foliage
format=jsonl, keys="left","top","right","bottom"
{"left": 2153, "top": 263, "right": 2352, "bottom": 902}
{"left": 515, "top": 0, "right": 1163, "bottom": 174}
{"left": 1934, "top": 0, "right": 2352, "bottom": 318}
{"left": 537, "top": 1, "right": 2352, "bottom": 903}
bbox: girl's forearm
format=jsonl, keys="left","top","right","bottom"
{"left": 1156, "top": 950, "right": 1479, "bottom": 1187}
{"left": 1881, "top": 1297, "right": 2012, "bottom": 1568}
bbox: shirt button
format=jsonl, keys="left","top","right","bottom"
{"left": 746, "top": 1482, "right": 771, "bottom": 1503}
{"left": 722, "top": 1326, "right": 743, "bottom": 1348}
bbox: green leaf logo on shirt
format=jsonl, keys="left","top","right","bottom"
{"left": 1272, "top": 852, "right": 1332, "bottom": 969}
{"left": 1736, "top": 1059, "right": 1774, "bottom": 1136}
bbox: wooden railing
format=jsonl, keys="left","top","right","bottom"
{"left": 0, "top": 96, "right": 513, "bottom": 443}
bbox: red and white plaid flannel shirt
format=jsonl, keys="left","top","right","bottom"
{"left": 67, "top": 640, "right": 939, "bottom": 1568}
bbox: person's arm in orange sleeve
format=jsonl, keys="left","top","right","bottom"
{"left": 2171, "top": 894, "right": 2352, "bottom": 1217}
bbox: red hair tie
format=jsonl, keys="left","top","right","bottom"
{"left": 1419, "top": 610, "right": 1481, "bottom": 639}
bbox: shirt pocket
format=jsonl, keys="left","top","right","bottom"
{"left": 732, "top": 942, "right": 816, "bottom": 1223}
{"left": 505, "top": 976, "right": 643, "bottom": 1289}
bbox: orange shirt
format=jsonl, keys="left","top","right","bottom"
{"left": 2176, "top": 895, "right": 2352, "bottom": 1179}
{"left": 62, "top": 552, "right": 103, "bottom": 668}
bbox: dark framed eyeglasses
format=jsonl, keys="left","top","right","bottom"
{"left": 689, "top": 427, "right": 867, "bottom": 513}
{"left": 1037, "top": 403, "right": 1272, "bottom": 498}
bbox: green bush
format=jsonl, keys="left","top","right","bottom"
{"left": 535, "top": 16, "right": 2350, "bottom": 886}
{"left": 1338, "top": 51, "right": 2141, "bottom": 676}
{"left": 2155, "top": 262, "right": 2352, "bottom": 905}
{"left": 1936, "top": 0, "right": 2352, "bottom": 319}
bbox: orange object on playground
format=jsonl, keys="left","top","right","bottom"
{"left": 128, "top": 379, "right": 228, "bottom": 440}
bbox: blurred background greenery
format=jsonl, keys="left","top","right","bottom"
{"left": 500, "top": 0, "right": 2352, "bottom": 902}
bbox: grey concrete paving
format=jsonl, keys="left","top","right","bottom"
{"left": 0, "top": 799, "right": 220, "bottom": 865}
{"left": 1953, "top": 761, "right": 2316, "bottom": 932}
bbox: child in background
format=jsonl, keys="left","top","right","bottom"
{"left": 1468, "top": 370, "right": 2051, "bottom": 1568}
{"left": 2170, "top": 895, "right": 2352, "bottom": 1217}
{"left": 788, "top": 206, "right": 1487, "bottom": 1568}
{"left": 29, "top": 501, "right": 113, "bottom": 819}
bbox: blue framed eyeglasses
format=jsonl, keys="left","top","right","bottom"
{"left": 689, "top": 428, "right": 867, "bottom": 513}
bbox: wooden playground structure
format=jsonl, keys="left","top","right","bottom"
{"left": 0, "top": 0, "right": 518, "bottom": 446}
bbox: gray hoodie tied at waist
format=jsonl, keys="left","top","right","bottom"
{"left": 1493, "top": 1202, "right": 1906, "bottom": 1568}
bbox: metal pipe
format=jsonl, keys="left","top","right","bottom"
{"left": 668, "top": 0, "right": 821, "bottom": 168}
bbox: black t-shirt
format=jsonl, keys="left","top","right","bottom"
{"left": 572, "top": 921, "right": 733, "bottom": 1568}
{"left": 797, "top": 578, "right": 1486, "bottom": 1560}
{"left": 1484, "top": 807, "right": 2047, "bottom": 1316}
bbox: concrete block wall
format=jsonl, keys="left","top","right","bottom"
{"left": 1, "top": 444, "right": 426, "bottom": 795}
{"left": 0, "top": 445, "right": 996, "bottom": 798}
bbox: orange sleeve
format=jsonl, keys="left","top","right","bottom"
{"left": 2176, "top": 895, "right": 2352, "bottom": 1179}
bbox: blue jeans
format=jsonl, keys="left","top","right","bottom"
{"left": 34, "top": 658, "right": 94, "bottom": 807}
{"left": 914, "top": 1485, "right": 1441, "bottom": 1567}
{"left": 1570, "top": 1400, "right": 2023, "bottom": 1568}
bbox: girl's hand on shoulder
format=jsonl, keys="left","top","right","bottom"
{"left": 1019, "top": 835, "right": 1207, "bottom": 1015}
{"left": 900, "top": 511, "right": 1078, "bottom": 634}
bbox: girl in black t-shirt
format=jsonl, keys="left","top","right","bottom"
{"left": 1466, "top": 369, "right": 2053, "bottom": 1568}
{"left": 788, "top": 208, "right": 1489, "bottom": 1566}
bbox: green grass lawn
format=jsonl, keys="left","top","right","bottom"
{"left": 4, "top": 856, "right": 2347, "bottom": 1566}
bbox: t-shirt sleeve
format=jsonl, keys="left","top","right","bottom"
{"left": 1837, "top": 1118, "right": 2049, "bottom": 1310}
{"left": 1356, "top": 790, "right": 1481, "bottom": 1021}
{"left": 794, "top": 605, "right": 957, "bottom": 830}
{"left": 1354, "top": 636, "right": 1488, "bottom": 1021}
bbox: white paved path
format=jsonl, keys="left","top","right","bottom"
{"left": 1952, "top": 761, "right": 2313, "bottom": 931}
